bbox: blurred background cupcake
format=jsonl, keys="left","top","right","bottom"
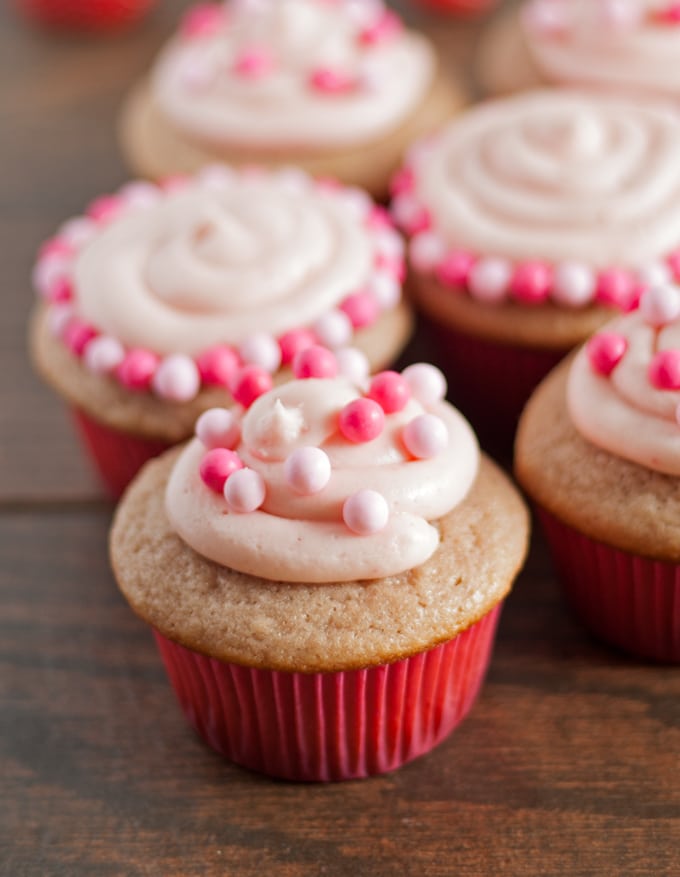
{"left": 119, "top": 0, "right": 465, "bottom": 198}
{"left": 392, "top": 88, "right": 680, "bottom": 450}
{"left": 478, "top": 0, "right": 680, "bottom": 98}
{"left": 111, "top": 362, "right": 529, "bottom": 781}
{"left": 29, "top": 165, "right": 411, "bottom": 497}
{"left": 515, "top": 283, "right": 680, "bottom": 663}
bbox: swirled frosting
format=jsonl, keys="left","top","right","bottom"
{"left": 407, "top": 90, "right": 680, "bottom": 268}
{"left": 568, "top": 285, "right": 680, "bottom": 474}
{"left": 166, "top": 367, "right": 479, "bottom": 582}
{"left": 34, "top": 166, "right": 404, "bottom": 402}
{"left": 522, "top": 0, "right": 680, "bottom": 99}
{"left": 151, "top": 0, "right": 435, "bottom": 150}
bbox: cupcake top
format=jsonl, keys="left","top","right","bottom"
{"left": 33, "top": 165, "right": 405, "bottom": 405}
{"left": 166, "top": 363, "right": 479, "bottom": 582}
{"left": 395, "top": 89, "right": 680, "bottom": 310}
{"left": 569, "top": 284, "right": 680, "bottom": 475}
{"left": 150, "top": 0, "right": 435, "bottom": 151}
{"left": 521, "top": 0, "right": 680, "bottom": 98}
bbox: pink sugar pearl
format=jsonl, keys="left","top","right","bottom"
{"left": 279, "top": 329, "right": 316, "bottom": 366}
{"left": 197, "top": 346, "right": 240, "bottom": 387}
{"left": 195, "top": 408, "right": 241, "bottom": 450}
{"left": 284, "top": 447, "right": 332, "bottom": 496}
{"left": 225, "top": 468, "right": 266, "bottom": 513}
{"left": 239, "top": 333, "right": 281, "bottom": 374}
{"left": 657, "top": 3, "right": 680, "bottom": 24}
{"left": 293, "top": 345, "right": 338, "bottom": 379}
{"left": 342, "top": 489, "right": 389, "bottom": 536}
{"left": 649, "top": 350, "right": 680, "bottom": 390}
{"left": 181, "top": 3, "right": 224, "bottom": 38}
{"left": 367, "top": 371, "right": 411, "bottom": 413}
{"left": 359, "top": 10, "right": 401, "bottom": 45}
{"left": 596, "top": 269, "right": 635, "bottom": 310}
{"left": 87, "top": 195, "right": 122, "bottom": 224}
{"left": 233, "top": 47, "right": 274, "bottom": 78}
{"left": 391, "top": 194, "right": 431, "bottom": 236}
{"left": 33, "top": 254, "right": 71, "bottom": 301}
{"left": 639, "top": 285, "right": 680, "bottom": 327}
{"left": 117, "top": 349, "right": 159, "bottom": 391}
{"left": 668, "top": 252, "right": 680, "bottom": 282}
{"left": 200, "top": 448, "right": 244, "bottom": 494}
{"left": 83, "top": 335, "right": 125, "bottom": 375}
{"left": 309, "top": 67, "right": 356, "bottom": 94}
{"left": 586, "top": 333, "right": 628, "bottom": 376}
{"left": 152, "top": 354, "right": 201, "bottom": 402}
{"left": 402, "top": 414, "right": 448, "bottom": 460}
{"left": 511, "top": 262, "right": 552, "bottom": 304}
{"left": 340, "top": 291, "right": 380, "bottom": 329}
{"left": 230, "top": 365, "right": 273, "bottom": 408}
{"left": 339, "top": 398, "right": 385, "bottom": 443}
{"left": 63, "top": 320, "right": 98, "bottom": 357}
{"left": 390, "top": 167, "right": 415, "bottom": 198}
{"left": 401, "top": 363, "right": 447, "bottom": 405}
{"left": 435, "top": 251, "right": 475, "bottom": 288}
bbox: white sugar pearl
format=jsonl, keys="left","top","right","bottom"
{"left": 524, "top": 0, "right": 570, "bottom": 34}
{"left": 638, "top": 262, "right": 672, "bottom": 289}
{"left": 239, "top": 333, "right": 282, "bottom": 374}
{"left": 314, "top": 310, "right": 353, "bottom": 349}
{"left": 373, "top": 228, "right": 404, "bottom": 260}
{"left": 401, "top": 363, "right": 447, "bottom": 405}
{"left": 336, "top": 347, "right": 370, "bottom": 386}
{"left": 152, "top": 354, "right": 201, "bottom": 402}
{"left": 83, "top": 335, "right": 125, "bottom": 375}
{"left": 47, "top": 303, "right": 74, "bottom": 338}
{"left": 342, "top": 489, "right": 389, "bottom": 536}
{"left": 195, "top": 408, "right": 241, "bottom": 450}
{"left": 59, "top": 217, "right": 96, "bottom": 248}
{"left": 370, "top": 272, "right": 401, "bottom": 309}
{"left": 410, "top": 232, "right": 447, "bottom": 272}
{"left": 32, "top": 254, "right": 69, "bottom": 298}
{"left": 552, "top": 262, "right": 596, "bottom": 307}
{"left": 284, "top": 447, "right": 331, "bottom": 495}
{"left": 197, "top": 164, "right": 235, "bottom": 191}
{"left": 119, "top": 181, "right": 160, "bottom": 210}
{"left": 402, "top": 414, "right": 448, "bottom": 460}
{"left": 639, "top": 285, "right": 680, "bottom": 327}
{"left": 468, "top": 257, "right": 512, "bottom": 303}
{"left": 275, "top": 167, "right": 310, "bottom": 193}
{"left": 225, "top": 468, "right": 266, "bottom": 513}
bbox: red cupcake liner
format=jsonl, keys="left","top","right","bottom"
{"left": 412, "top": 0, "right": 498, "bottom": 16}
{"left": 538, "top": 509, "right": 680, "bottom": 663}
{"left": 422, "top": 317, "right": 564, "bottom": 456}
{"left": 71, "top": 407, "right": 171, "bottom": 499}
{"left": 152, "top": 604, "right": 502, "bottom": 782}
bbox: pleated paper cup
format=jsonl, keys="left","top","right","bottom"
{"left": 538, "top": 509, "right": 680, "bottom": 664}
{"left": 152, "top": 604, "right": 502, "bottom": 782}
{"left": 71, "top": 407, "right": 170, "bottom": 499}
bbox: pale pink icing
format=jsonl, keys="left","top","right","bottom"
{"left": 151, "top": 0, "right": 435, "bottom": 149}
{"left": 522, "top": 0, "right": 680, "bottom": 99}
{"left": 568, "top": 288, "right": 680, "bottom": 475}
{"left": 165, "top": 374, "right": 479, "bottom": 582}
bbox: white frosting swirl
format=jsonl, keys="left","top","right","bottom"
{"left": 151, "top": 0, "right": 435, "bottom": 149}
{"left": 412, "top": 90, "right": 680, "bottom": 267}
{"left": 166, "top": 377, "right": 479, "bottom": 582}
{"left": 522, "top": 0, "right": 680, "bottom": 99}
{"left": 73, "top": 171, "right": 380, "bottom": 355}
{"left": 568, "top": 308, "right": 680, "bottom": 474}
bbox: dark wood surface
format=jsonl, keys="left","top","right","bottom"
{"left": 1, "top": 2, "right": 678, "bottom": 875}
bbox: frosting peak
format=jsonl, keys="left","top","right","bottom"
{"left": 166, "top": 366, "right": 479, "bottom": 582}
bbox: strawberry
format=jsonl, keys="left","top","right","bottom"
{"left": 13, "top": 0, "right": 157, "bottom": 32}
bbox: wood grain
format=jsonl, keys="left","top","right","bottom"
{"left": 1, "top": 1, "right": 679, "bottom": 875}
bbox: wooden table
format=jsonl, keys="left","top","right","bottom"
{"left": 1, "top": 2, "right": 678, "bottom": 874}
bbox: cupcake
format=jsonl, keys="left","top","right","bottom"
{"left": 110, "top": 363, "right": 529, "bottom": 781}
{"left": 392, "top": 89, "right": 680, "bottom": 447}
{"left": 119, "top": 0, "right": 464, "bottom": 198}
{"left": 479, "top": 0, "right": 680, "bottom": 98}
{"left": 29, "top": 165, "right": 412, "bottom": 497}
{"left": 515, "top": 284, "right": 680, "bottom": 663}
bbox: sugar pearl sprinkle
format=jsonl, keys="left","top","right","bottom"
{"left": 35, "top": 167, "right": 404, "bottom": 404}
{"left": 587, "top": 287, "right": 680, "bottom": 416}
{"left": 194, "top": 364, "right": 451, "bottom": 536}
{"left": 393, "top": 161, "right": 680, "bottom": 312}
{"left": 523, "top": 0, "right": 679, "bottom": 34}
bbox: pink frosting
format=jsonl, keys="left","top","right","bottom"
{"left": 152, "top": 0, "right": 435, "bottom": 150}
{"left": 165, "top": 368, "right": 479, "bottom": 582}
{"left": 568, "top": 284, "right": 680, "bottom": 474}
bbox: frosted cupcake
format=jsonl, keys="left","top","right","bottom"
{"left": 119, "top": 0, "right": 464, "bottom": 198}
{"left": 29, "top": 166, "right": 411, "bottom": 497}
{"left": 392, "top": 89, "right": 680, "bottom": 445}
{"left": 479, "top": 0, "right": 680, "bottom": 98}
{"left": 516, "top": 284, "right": 680, "bottom": 662}
{"left": 110, "top": 363, "right": 529, "bottom": 781}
